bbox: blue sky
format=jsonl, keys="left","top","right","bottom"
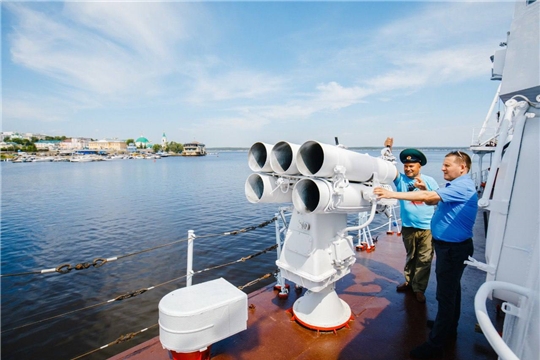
{"left": 2, "top": 1, "right": 515, "bottom": 148}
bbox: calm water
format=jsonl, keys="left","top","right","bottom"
{"left": 1, "top": 148, "right": 464, "bottom": 359}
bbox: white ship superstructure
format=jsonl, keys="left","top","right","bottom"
{"left": 468, "top": 2, "right": 539, "bottom": 359}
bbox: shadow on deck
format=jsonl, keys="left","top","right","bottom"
{"left": 110, "top": 210, "right": 502, "bottom": 360}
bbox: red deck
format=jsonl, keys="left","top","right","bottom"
{"left": 110, "top": 214, "right": 500, "bottom": 360}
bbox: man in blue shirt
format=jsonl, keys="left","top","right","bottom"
{"left": 374, "top": 150, "right": 478, "bottom": 359}
{"left": 385, "top": 138, "right": 439, "bottom": 303}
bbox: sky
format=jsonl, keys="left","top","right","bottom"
{"left": 1, "top": 1, "right": 515, "bottom": 148}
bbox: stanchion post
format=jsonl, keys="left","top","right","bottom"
{"left": 274, "top": 214, "right": 283, "bottom": 284}
{"left": 186, "top": 230, "right": 195, "bottom": 287}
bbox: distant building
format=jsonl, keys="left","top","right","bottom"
{"left": 135, "top": 136, "right": 152, "bottom": 149}
{"left": 161, "top": 132, "right": 167, "bottom": 150}
{"left": 2, "top": 132, "right": 23, "bottom": 141}
{"left": 88, "top": 139, "right": 128, "bottom": 152}
{"left": 35, "top": 140, "right": 61, "bottom": 151}
{"left": 1, "top": 131, "right": 47, "bottom": 141}
{"left": 0, "top": 141, "right": 19, "bottom": 150}
{"left": 59, "top": 137, "right": 91, "bottom": 151}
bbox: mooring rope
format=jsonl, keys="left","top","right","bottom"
{"left": 70, "top": 323, "right": 159, "bottom": 360}
{"left": 1, "top": 216, "right": 277, "bottom": 278}
{"left": 1, "top": 244, "right": 278, "bottom": 334}
{"left": 238, "top": 272, "right": 274, "bottom": 290}
{"left": 70, "top": 270, "right": 277, "bottom": 359}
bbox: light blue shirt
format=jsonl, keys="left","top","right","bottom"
{"left": 431, "top": 174, "right": 478, "bottom": 242}
{"left": 394, "top": 172, "right": 439, "bottom": 229}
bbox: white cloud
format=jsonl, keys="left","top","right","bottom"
{"left": 62, "top": 2, "right": 190, "bottom": 61}
{"left": 2, "top": 1, "right": 514, "bottom": 147}
{"left": 376, "top": 2, "right": 511, "bottom": 48}
{"left": 188, "top": 70, "right": 285, "bottom": 102}
{"left": 6, "top": 2, "right": 198, "bottom": 98}
{"left": 335, "top": 2, "right": 512, "bottom": 93}
{"left": 313, "top": 82, "right": 371, "bottom": 109}
{"left": 364, "top": 44, "right": 495, "bottom": 93}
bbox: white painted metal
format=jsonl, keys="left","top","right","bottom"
{"left": 270, "top": 141, "right": 301, "bottom": 175}
{"left": 276, "top": 212, "right": 355, "bottom": 293}
{"left": 296, "top": 140, "right": 396, "bottom": 184}
{"left": 499, "top": 1, "right": 540, "bottom": 100}
{"left": 246, "top": 139, "right": 399, "bottom": 328}
{"left": 274, "top": 207, "right": 292, "bottom": 296}
{"left": 477, "top": 101, "right": 539, "bottom": 303}
{"left": 475, "top": 83, "right": 502, "bottom": 144}
{"left": 292, "top": 284, "right": 351, "bottom": 329}
{"left": 469, "top": 2, "right": 540, "bottom": 359}
{"left": 491, "top": 49, "right": 506, "bottom": 81}
{"left": 159, "top": 278, "right": 247, "bottom": 353}
{"left": 340, "top": 202, "right": 378, "bottom": 238}
{"left": 247, "top": 142, "right": 274, "bottom": 172}
{"left": 478, "top": 99, "right": 527, "bottom": 211}
{"left": 292, "top": 178, "right": 372, "bottom": 214}
{"left": 357, "top": 212, "right": 375, "bottom": 249}
{"left": 186, "top": 230, "right": 195, "bottom": 287}
{"left": 245, "top": 173, "right": 294, "bottom": 203}
{"left": 475, "top": 281, "right": 533, "bottom": 360}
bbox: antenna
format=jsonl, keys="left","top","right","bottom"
{"left": 334, "top": 137, "right": 339, "bottom": 145}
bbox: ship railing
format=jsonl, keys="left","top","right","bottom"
{"left": 2, "top": 208, "right": 401, "bottom": 359}
{"left": 470, "top": 82, "right": 503, "bottom": 149}
{"left": 475, "top": 281, "right": 531, "bottom": 360}
{"left": 0, "top": 217, "right": 284, "bottom": 360}
{"left": 470, "top": 127, "right": 501, "bottom": 148}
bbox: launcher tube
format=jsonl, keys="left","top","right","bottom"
{"left": 248, "top": 142, "right": 274, "bottom": 172}
{"left": 245, "top": 173, "right": 293, "bottom": 203}
{"left": 296, "top": 141, "right": 396, "bottom": 183}
{"left": 292, "top": 178, "right": 372, "bottom": 214}
{"left": 270, "top": 141, "right": 301, "bottom": 175}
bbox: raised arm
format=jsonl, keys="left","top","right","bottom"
{"left": 373, "top": 186, "right": 441, "bottom": 205}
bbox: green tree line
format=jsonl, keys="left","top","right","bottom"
{"left": 124, "top": 138, "right": 184, "bottom": 153}
{"left": 2, "top": 136, "right": 185, "bottom": 154}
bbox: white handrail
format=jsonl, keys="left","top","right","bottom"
{"left": 478, "top": 99, "right": 528, "bottom": 208}
{"left": 475, "top": 281, "right": 531, "bottom": 360}
{"left": 476, "top": 83, "right": 502, "bottom": 143}
{"left": 338, "top": 200, "right": 377, "bottom": 237}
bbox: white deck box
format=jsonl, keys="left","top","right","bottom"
{"left": 159, "top": 277, "right": 248, "bottom": 353}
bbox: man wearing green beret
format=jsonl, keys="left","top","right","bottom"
{"left": 374, "top": 150, "right": 477, "bottom": 358}
{"left": 384, "top": 137, "right": 439, "bottom": 303}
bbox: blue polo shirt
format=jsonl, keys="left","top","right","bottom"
{"left": 431, "top": 174, "right": 478, "bottom": 242}
{"left": 394, "top": 173, "right": 439, "bottom": 229}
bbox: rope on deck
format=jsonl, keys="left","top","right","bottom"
{"left": 238, "top": 272, "right": 274, "bottom": 290}
{"left": 70, "top": 323, "right": 159, "bottom": 360}
{"left": 0, "top": 216, "right": 277, "bottom": 278}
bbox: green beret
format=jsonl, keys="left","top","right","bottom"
{"left": 399, "top": 148, "right": 427, "bottom": 166}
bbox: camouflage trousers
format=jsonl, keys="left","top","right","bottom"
{"left": 401, "top": 227, "right": 434, "bottom": 293}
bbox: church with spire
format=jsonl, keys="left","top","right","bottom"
{"left": 161, "top": 132, "right": 167, "bottom": 150}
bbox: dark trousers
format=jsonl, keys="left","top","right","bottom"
{"left": 428, "top": 238, "right": 474, "bottom": 347}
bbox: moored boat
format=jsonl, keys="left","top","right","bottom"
{"left": 70, "top": 155, "right": 96, "bottom": 162}
{"left": 31, "top": 156, "right": 54, "bottom": 162}
{"left": 181, "top": 141, "right": 207, "bottom": 156}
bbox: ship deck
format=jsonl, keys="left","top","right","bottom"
{"left": 110, "top": 210, "right": 501, "bottom": 360}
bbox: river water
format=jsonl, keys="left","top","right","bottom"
{"left": 1, "top": 148, "right": 463, "bottom": 359}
